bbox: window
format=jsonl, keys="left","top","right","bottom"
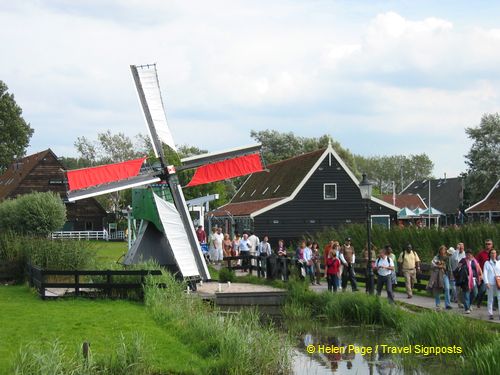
{"left": 273, "top": 185, "right": 280, "bottom": 193}
{"left": 262, "top": 187, "right": 269, "bottom": 195}
{"left": 250, "top": 189, "right": 257, "bottom": 197}
{"left": 323, "top": 183, "right": 337, "bottom": 200}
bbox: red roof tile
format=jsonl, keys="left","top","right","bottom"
{"left": 380, "top": 194, "right": 427, "bottom": 210}
{"left": 211, "top": 198, "right": 284, "bottom": 217}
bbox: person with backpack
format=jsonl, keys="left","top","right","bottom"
{"left": 376, "top": 247, "right": 395, "bottom": 303}
{"left": 456, "top": 249, "right": 483, "bottom": 314}
{"left": 398, "top": 244, "right": 421, "bottom": 299}
{"left": 483, "top": 248, "right": 500, "bottom": 320}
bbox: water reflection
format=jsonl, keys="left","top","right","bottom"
{"left": 293, "top": 327, "right": 443, "bottom": 375}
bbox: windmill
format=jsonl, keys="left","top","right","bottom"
{"left": 65, "top": 64, "right": 264, "bottom": 284}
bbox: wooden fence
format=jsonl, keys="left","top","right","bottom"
{"left": 27, "top": 264, "right": 162, "bottom": 300}
{"left": 223, "top": 255, "right": 432, "bottom": 291}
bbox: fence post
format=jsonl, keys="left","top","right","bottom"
{"left": 106, "top": 270, "right": 112, "bottom": 298}
{"left": 75, "top": 272, "right": 80, "bottom": 296}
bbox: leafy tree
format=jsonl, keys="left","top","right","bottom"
{"left": 356, "top": 154, "right": 433, "bottom": 194}
{"left": 0, "top": 80, "right": 34, "bottom": 172}
{"left": 0, "top": 192, "right": 66, "bottom": 235}
{"left": 464, "top": 113, "right": 500, "bottom": 204}
{"left": 250, "top": 130, "right": 360, "bottom": 176}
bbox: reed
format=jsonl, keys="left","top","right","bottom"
{"left": 144, "top": 272, "right": 292, "bottom": 374}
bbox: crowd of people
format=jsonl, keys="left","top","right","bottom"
{"left": 196, "top": 225, "right": 498, "bottom": 318}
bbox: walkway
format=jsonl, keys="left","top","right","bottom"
{"left": 310, "top": 283, "right": 500, "bottom": 324}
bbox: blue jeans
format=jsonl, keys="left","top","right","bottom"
{"left": 463, "top": 285, "right": 478, "bottom": 311}
{"left": 434, "top": 274, "right": 451, "bottom": 307}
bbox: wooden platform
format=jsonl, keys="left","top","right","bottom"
{"left": 196, "top": 282, "right": 287, "bottom": 315}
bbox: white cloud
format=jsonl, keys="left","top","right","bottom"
{"left": 1, "top": 2, "right": 499, "bottom": 178}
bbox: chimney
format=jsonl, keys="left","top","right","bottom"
{"left": 444, "top": 172, "right": 447, "bottom": 180}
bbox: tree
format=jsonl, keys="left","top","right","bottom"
{"left": 250, "top": 130, "right": 360, "bottom": 175}
{"left": 464, "top": 113, "right": 500, "bottom": 204}
{"left": 355, "top": 154, "right": 433, "bottom": 194}
{"left": 0, "top": 80, "right": 34, "bottom": 172}
{"left": 0, "top": 192, "right": 66, "bottom": 235}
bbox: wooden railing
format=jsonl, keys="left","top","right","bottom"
{"left": 27, "top": 264, "right": 162, "bottom": 300}
{"left": 223, "top": 255, "right": 432, "bottom": 290}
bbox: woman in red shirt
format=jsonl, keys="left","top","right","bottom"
{"left": 326, "top": 249, "right": 341, "bottom": 292}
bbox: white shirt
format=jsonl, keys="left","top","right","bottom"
{"left": 258, "top": 241, "right": 272, "bottom": 256}
{"left": 248, "top": 234, "right": 260, "bottom": 253}
{"left": 212, "top": 233, "right": 224, "bottom": 249}
{"left": 483, "top": 259, "right": 500, "bottom": 286}
{"left": 376, "top": 256, "right": 394, "bottom": 277}
{"left": 303, "top": 247, "right": 312, "bottom": 262}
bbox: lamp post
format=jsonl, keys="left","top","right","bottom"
{"left": 359, "top": 173, "right": 374, "bottom": 295}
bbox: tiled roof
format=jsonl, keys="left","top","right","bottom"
{"left": 401, "top": 177, "right": 464, "bottom": 214}
{"left": 231, "top": 148, "right": 326, "bottom": 203}
{"left": 0, "top": 149, "right": 53, "bottom": 200}
{"left": 211, "top": 198, "right": 284, "bottom": 217}
{"left": 380, "top": 194, "right": 427, "bottom": 210}
{"left": 466, "top": 180, "right": 500, "bottom": 213}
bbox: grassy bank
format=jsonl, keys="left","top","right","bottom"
{"left": 284, "top": 280, "right": 500, "bottom": 374}
{"left": 1, "top": 271, "right": 292, "bottom": 374}
{"left": 0, "top": 286, "right": 205, "bottom": 374}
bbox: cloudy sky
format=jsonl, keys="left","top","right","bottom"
{"left": 1, "top": 0, "right": 499, "bottom": 177}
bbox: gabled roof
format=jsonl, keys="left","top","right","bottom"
{"left": 212, "top": 144, "right": 399, "bottom": 218}
{"left": 401, "top": 177, "right": 464, "bottom": 214}
{"left": 231, "top": 148, "right": 326, "bottom": 203}
{"left": 380, "top": 193, "right": 427, "bottom": 210}
{"left": 0, "top": 149, "right": 55, "bottom": 200}
{"left": 466, "top": 179, "right": 500, "bottom": 213}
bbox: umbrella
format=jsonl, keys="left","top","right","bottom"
{"left": 413, "top": 207, "right": 425, "bottom": 215}
{"left": 420, "top": 206, "right": 444, "bottom": 216}
{"left": 398, "top": 207, "right": 417, "bottom": 219}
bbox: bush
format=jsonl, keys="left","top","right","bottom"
{"left": 313, "top": 223, "right": 500, "bottom": 262}
{"left": 218, "top": 267, "right": 236, "bottom": 283}
{"left": 0, "top": 192, "right": 66, "bottom": 235}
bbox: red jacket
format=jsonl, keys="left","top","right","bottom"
{"left": 476, "top": 250, "right": 489, "bottom": 271}
{"left": 326, "top": 257, "right": 340, "bottom": 275}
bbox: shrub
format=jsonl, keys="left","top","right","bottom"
{"left": 218, "top": 267, "right": 236, "bottom": 283}
{"left": 0, "top": 192, "right": 66, "bottom": 235}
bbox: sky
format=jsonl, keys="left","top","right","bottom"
{"left": 1, "top": 0, "right": 499, "bottom": 178}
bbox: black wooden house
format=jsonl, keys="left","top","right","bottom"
{"left": 210, "top": 144, "right": 398, "bottom": 244}
{"left": 0, "top": 149, "right": 107, "bottom": 231}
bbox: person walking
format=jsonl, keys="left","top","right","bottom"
{"left": 303, "top": 241, "right": 315, "bottom": 284}
{"left": 326, "top": 249, "right": 341, "bottom": 292}
{"left": 398, "top": 244, "right": 421, "bottom": 299}
{"left": 457, "top": 249, "right": 483, "bottom": 314}
{"left": 475, "top": 239, "right": 495, "bottom": 308}
{"left": 375, "top": 248, "right": 395, "bottom": 303}
{"left": 257, "top": 235, "right": 272, "bottom": 277}
{"left": 196, "top": 225, "right": 206, "bottom": 244}
{"left": 223, "top": 233, "right": 233, "bottom": 259}
{"left": 448, "top": 242, "right": 466, "bottom": 305}
{"left": 311, "top": 241, "right": 322, "bottom": 285}
{"left": 340, "top": 237, "right": 358, "bottom": 292}
{"left": 428, "top": 245, "right": 451, "bottom": 310}
{"left": 276, "top": 239, "right": 288, "bottom": 280}
{"left": 211, "top": 227, "right": 224, "bottom": 265}
{"left": 483, "top": 248, "right": 500, "bottom": 320}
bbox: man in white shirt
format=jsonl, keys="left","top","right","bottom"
{"left": 376, "top": 248, "right": 395, "bottom": 304}
{"left": 248, "top": 232, "right": 260, "bottom": 267}
{"left": 211, "top": 227, "right": 224, "bottom": 265}
{"left": 303, "top": 241, "right": 315, "bottom": 284}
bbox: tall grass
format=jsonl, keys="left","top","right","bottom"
{"left": 12, "top": 333, "right": 151, "bottom": 375}
{"left": 468, "top": 337, "right": 500, "bottom": 375}
{"left": 313, "top": 223, "right": 499, "bottom": 261}
{"left": 284, "top": 279, "right": 499, "bottom": 362}
{"left": 144, "top": 271, "right": 292, "bottom": 374}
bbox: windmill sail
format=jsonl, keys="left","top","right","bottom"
{"left": 130, "top": 64, "right": 177, "bottom": 158}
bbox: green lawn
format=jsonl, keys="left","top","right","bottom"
{"left": 92, "top": 240, "right": 128, "bottom": 267}
{"left": 0, "top": 286, "right": 211, "bottom": 375}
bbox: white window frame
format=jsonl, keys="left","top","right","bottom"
{"left": 370, "top": 215, "right": 391, "bottom": 229}
{"left": 323, "top": 183, "right": 337, "bottom": 200}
